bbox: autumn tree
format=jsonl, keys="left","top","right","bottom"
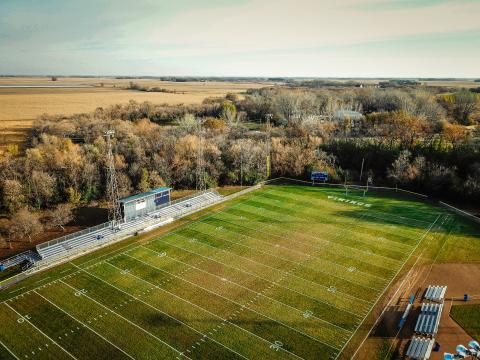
{"left": 27, "top": 170, "right": 56, "bottom": 208}
{"left": 442, "top": 122, "right": 467, "bottom": 146}
{"left": 203, "top": 117, "right": 226, "bottom": 131}
{"left": 138, "top": 168, "right": 150, "bottom": 192}
{"left": 1, "top": 179, "right": 25, "bottom": 213}
{"left": 270, "top": 138, "right": 317, "bottom": 176}
{"left": 178, "top": 113, "right": 197, "bottom": 133}
{"left": 220, "top": 101, "right": 237, "bottom": 123}
{"left": 8, "top": 208, "right": 43, "bottom": 242}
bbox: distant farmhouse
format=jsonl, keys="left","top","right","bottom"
{"left": 333, "top": 110, "right": 363, "bottom": 122}
{"left": 333, "top": 110, "right": 364, "bottom": 134}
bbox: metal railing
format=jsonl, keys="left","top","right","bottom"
{"left": 36, "top": 221, "right": 112, "bottom": 250}
{"left": 439, "top": 201, "right": 480, "bottom": 225}
{"left": 265, "top": 177, "right": 480, "bottom": 225}
{"left": 34, "top": 191, "right": 222, "bottom": 259}
{"left": 0, "top": 250, "right": 39, "bottom": 270}
{"left": 32, "top": 191, "right": 224, "bottom": 269}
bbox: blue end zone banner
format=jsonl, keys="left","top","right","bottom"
{"left": 311, "top": 171, "right": 328, "bottom": 181}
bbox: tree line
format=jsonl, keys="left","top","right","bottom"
{"left": 0, "top": 85, "right": 479, "bottom": 248}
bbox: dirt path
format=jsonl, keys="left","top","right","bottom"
{"left": 358, "top": 263, "right": 480, "bottom": 359}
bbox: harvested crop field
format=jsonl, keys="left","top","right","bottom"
{"left": 1, "top": 183, "right": 471, "bottom": 360}
{"left": 0, "top": 77, "right": 272, "bottom": 148}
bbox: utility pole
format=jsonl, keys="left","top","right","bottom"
{"left": 196, "top": 119, "right": 206, "bottom": 191}
{"left": 344, "top": 171, "right": 348, "bottom": 197}
{"left": 240, "top": 150, "right": 243, "bottom": 188}
{"left": 104, "top": 130, "right": 122, "bottom": 228}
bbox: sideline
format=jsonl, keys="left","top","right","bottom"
{"left": 344, "top": 214, "right": 442, "bottom": 360}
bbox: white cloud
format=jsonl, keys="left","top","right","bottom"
{"left": 143, "top": 0, "right": 480, "bottom": 57}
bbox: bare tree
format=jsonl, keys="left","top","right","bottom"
{"left": 49, "top": 203, "right": 74, "bottom": 231}
{"left": 387, "top": 150, "right": 424, "bottom": 185}
{"left": 454, "top": 90, "right": 479, "bottom": 125}
{"left": 8, "top": 208, "right": 43, "bottom": 242}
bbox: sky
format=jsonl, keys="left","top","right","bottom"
{"left": 0, "top": 0, "right": 479, "bottom": 78}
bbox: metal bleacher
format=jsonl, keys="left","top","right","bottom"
{"left": 424, "top": 285, "right": 447, "bottom": 303}
{"left": 406, "top": 337, "right": 435, "bottom": 360}
{"left": 414, "top": 303, "right": 444, "bottom": 336}
{"left": 0, "top": 250, "right": 41, "bottom": 271}
{"left": 35, "top": 190, "right": 222, "bottom": 264}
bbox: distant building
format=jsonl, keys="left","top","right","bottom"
{"left": 333, "top": 110, "right": 363, "bottom": 122}
{"left": 119, "top": 187, "right": 171, "bottom": 222}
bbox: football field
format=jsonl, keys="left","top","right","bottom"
{"left": 0, "top": 184, "right": 450, "bottom": 360}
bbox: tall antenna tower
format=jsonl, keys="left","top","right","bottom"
{"left": 104, "top": 130, "right": 122, "bottom": 227}
{"left": 195, "top": 119, "right": 206, "bottom": 191}
{"left": 265, "top": 114, "right": 272, "bottom": 178}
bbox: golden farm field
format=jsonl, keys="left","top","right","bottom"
{"left": 0, "top": 77, "right": 271, "bottom": 147}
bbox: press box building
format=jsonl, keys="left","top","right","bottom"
{"left": 119, "top": 187, "right": 171, "bottom": 222}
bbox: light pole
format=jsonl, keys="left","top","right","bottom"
{"left": 359, "top": 157, "right": 365, "bottom": 182}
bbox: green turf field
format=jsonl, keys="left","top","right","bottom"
{"left": 0, "top": 184, "right": 476, "bottom": 360}
{"left": 451, "top": 304, "right": 480, "bottom": 342}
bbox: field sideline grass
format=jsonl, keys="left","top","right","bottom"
{"left": 0, "top": 184, "right": 478, "bottom": 360}
{"left": 450, "top": 304, "right": 480, "bottom": 342}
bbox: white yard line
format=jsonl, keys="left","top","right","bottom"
{"left": 151, "top": 236, "right": 374, "bottom": 310}
{"left": 4, "top": 302, "right": 78, "bottom": 360}
{"left": 61, "top": 267, "right": 249, "bottom": 360}
{"left": 208, "top": 217, "right": 391, "bottom": 282}
{"left": 240, "top": 200, "right": 417, "bottom": 250}
{"left": 33, "top": 290, "right": 136, "bottom": 360}
{"left": 1, "top": 188, "right": 271, "bottom": 301}
{"left": 0, "top": 186, "right": 441, "bottom": 360}
{"left": 104, "top": 259, "right": 339, "bottom": 353}
{"left": 213, "top": 212, "right": 403, "bottom": 269}
{"left": 126, "top": 252, "right": 353, "bottom": 337}
{"left": 142, "top": 240, "right": 367, "bottom": 318}
{"left": 266, "top": 187, "right": 433, "bottom": 229}
{"left": 384, "top": 215, "right": 452, "bottom": 359}
{"left": 0, "top": 340, "right": 20, "bottom": 360}
{"left": 341, "top": 214, "right": 442, "bottom": 360}
{"left": 420, "top": 216, "right": 453, "bottom": 288}
{"left": 214, "top": 204, "right": 415, "bottom": 252}
{"left": 75, "top": 262, "right": 304, "bottom": 360}
{"left": 8, "top": 287, "right": 25, "bottom": 294}
{"left": 225, "top": 213, "right": 408, "bottom": 266}
{"left": 262, "top": 190, "right": 430, "bottom": 239}
{"left": 59, "top": 278, "right": 190, "bottom": 359}
{"left": 360, "top": 210, "right": 432, "bottom": 227}
{"left": 194, "top": 221, "right": 386, "bottom": 291}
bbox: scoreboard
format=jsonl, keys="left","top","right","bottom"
{"left": 311, "top": 171, "right": 328, "bottom": 182}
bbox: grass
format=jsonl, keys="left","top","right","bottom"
{"left": 451, "top": 304, "right": 480, "bottom": 341}
{"left": 0, "top": 184, "right": 477, "bottom": 360}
